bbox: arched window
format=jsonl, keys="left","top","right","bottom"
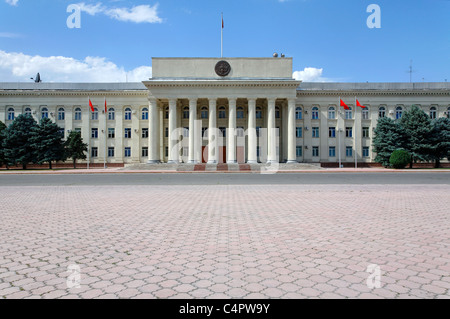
{"left": 379, "top": 106, "right": 386, "bottom": 118}
{"left": 328, "top": 107, "right": 336, "bottom": 120}
{"left": 296, "top": 107, "right": 302, "bottom": 120}
{"left": 74, "top": 108, "right": 82, "bottom": 121}
{"left": 256, "top": 107, "right": 262, "bottom": 119}
{"left": 41, "top": 107, "right": 49, "bottom": 119}
{"left": 312, "top": 107, "right": 319, "bottom": 120}
{"left": 429, "top": 106, "right": 437, "bottom": 119}
{"left": 142, "top": 108, "right": 149, "bottom": 120}
{"left": 362, "top": 107, "right": 369, "bottom": 120}
{"left": 91, "top": 108, "right": 98, "bottom": 120}
{"left": 201, "top": 107, "right": 208, "bottom": 119}
{"left": 108, "top": 108, "right": 115, "bottom": 120}
{"left": 24, "top": 107, "right": 32, "bottom": 117}
{"left": 345, "top": 107, "right": 352, "bottom": 120}
{"left": 125, "top": 108, "right": 132, "bottom": 120}
{"left": 396, "top": 106, "right": 403, "bottom": 119}
{"left": 219, "top": 107, "right": 226, "bottom": 119}
{"left": 275, "top": 107, "right": 280, "bottom": 119}
{"left": 237, "top": 107, "right": 244, "bottom": 119}
{"left": 183, "top": 107, "right": 189, "bottom": 119}
{"left": 58, "top": 108, "right": 65, "bottom": 121}
{"left": 7, "top": 108, "right": 15, "bottom": 121}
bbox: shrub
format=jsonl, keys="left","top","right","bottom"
{"left": 389, "top": 149, "right": 411, "bottom": 169}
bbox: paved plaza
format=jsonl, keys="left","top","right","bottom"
{"left": 0, "top": 173, "right": 449, "bottom": 299}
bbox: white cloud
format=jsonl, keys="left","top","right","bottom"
{"left": 0, "top": 32, "right": 21, "bottom": 38}
{"left": 5, "top": 0, "right": 19, "bottom": 6}
{"left": 75, "top": 2, "right": 162, "bottom": 23}
{"left": 0, "top": 50, "right": 152, "bottom": 82}
{"left": 293, "top": 67, "right": 329, "bottom": 82}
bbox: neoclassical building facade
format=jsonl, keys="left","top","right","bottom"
{"left": 1, "top": 57, "right": 449, "bottom": 165}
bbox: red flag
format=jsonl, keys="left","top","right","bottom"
{"left": 356, "top": 99, "right": 366, "bottom": 108}
{"left": 104, "top": 98, "right": 108, "bottom": 113}
{"left": 89, "top": 99, "right": 95, "bottom": 112}
{"left": 340, "top": 99, "right": 350, "bottom": 110}
{"left": 222, "top": 17, "right": 224, "bottom": 29}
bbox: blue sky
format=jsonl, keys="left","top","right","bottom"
{"left": 0, "top": 0, "right": 449, "bottom": 82}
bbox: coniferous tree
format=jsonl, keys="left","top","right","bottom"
{"left": 399, "top": 105, "right": 433, "bottom": 168}
{"left": 373, "top": 117, "right": 407, "bottom": 167}
{"left": 31, "top": 117, "right": 66, "bottom": 169}
{"left": 2, "top": 115, "right": 39, "bottom": 169}
{"left": 429, "top": 117, "right": 450, "bottom": 168}
{"left": 0, "top": 121, "right": 6, "bottom": 167}
{"left": 65, "top": 130, "right": 88, "bottom": 169}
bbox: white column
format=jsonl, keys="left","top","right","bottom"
{"left": 208, "top": 98, "right": 218, "bottom": 163}
{"left": 287, "top": 98, "right": 297, "bottom": 163}
{"left": 148, "top": 97, "right": 160, "bottom": 163}
{"left": 267, "top": 98, "right": 277, "bottom": 163}
{"left": 247, "top": 98, "right": 257, "bottom": 164}
{"left": 227, "top": 98, "right": 237, "bottom": 163}
{"left": 168, "top": 98, "right": 178, "bottom": 164}
{"left": 188, "top": 98, "right": 198, "bottom": 163}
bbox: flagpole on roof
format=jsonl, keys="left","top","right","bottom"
{"left": 221, "top": 12, "right": 223, "bottom": 58}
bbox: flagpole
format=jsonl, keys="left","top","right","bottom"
{"left": 221, "top": 12, "right": 223, "bottom": 58}
{"left": 338, "top": 96, "right": 342, "bottom": 169}
{"left": 87, "top": 96, "right": 90, "bottom": 170}
{"left": 104, "top": 97, "right": 107, "bottom": 170}
{"left": 354, "top": 96, "right": 358, "bottom": 169}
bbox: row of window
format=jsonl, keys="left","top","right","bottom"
{"left": 296, "top": 127, "right": 371, "bottom": 139}
{"left": 6, "top": 106, "right": 449, "bottom": 122}
{"left": 297, "top": 146, "right": 370, "bottom": 158}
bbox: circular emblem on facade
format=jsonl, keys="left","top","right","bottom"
{"left": 215, "top": 60, "right": 231, "bottom": 77}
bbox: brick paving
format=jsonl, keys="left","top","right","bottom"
{"left": 0, "top": 183, "right": 449, "bottom": 299}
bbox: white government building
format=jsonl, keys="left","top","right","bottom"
{"left": 1, "top": 57, "right": 449, "bottom": 166}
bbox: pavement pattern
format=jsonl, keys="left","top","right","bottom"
{"left": 0, "top": 183, "right": 449, "bottom": 299}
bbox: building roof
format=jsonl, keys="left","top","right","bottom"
{"left": 0, "top": 82, "right": 148, "bottom": 91}
{"left": 298, "top": 82, "right": 450, "bottom": 91}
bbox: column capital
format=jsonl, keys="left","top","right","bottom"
{"left": 168, "top": 98, "right": 177, "bottom": 105}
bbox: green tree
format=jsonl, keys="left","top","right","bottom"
{"left": 389, "top": 149, "right": 411, "bottom": 169}
{"left": 429, "top": 117, "right": 450, "bottom": 168}
{"left": 31, "top": 117, "right": 66, "bottom": 169}
{"left": 65, "top": 130, "right": 88, "bottom": 169}
{"left": 0, "top": 121, "right": 6, "bottom": 167}
{"left": 373, "top": 117, "right": 407, "bottom": 167}
{"left": 2, "top": 114, "right": 39, "bottom": 169}
{"left": 399, "top": 105, "right": 433, "bottom": 168}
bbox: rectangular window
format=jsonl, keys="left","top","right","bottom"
{"left": 312, "top": 146, "right": 319, "bottom": 157}
{"left": 142, "top": 128, "right": 149, "bottom": 139}
{"left": 91, "top": 147, "right": 98, "bottom": 158}
{"left": 91, "top": 128, "right": 98, "bottom": 139}
{"left": 75, "top": 128, "right": 81, "bottom": 133}
{"left": 124, "top": 147, "right": 131, "bottom": 158}
{"left": 124, "top": 128, "right": 132, "bottom": 139}
{"left": 142, "top": 147, "right": 148, "bottom": 158}
{"left": 108, "top": 147, "right": 115, "bottom": 158}
{"left": 183, "top": 127, "right": 189, "bottom": 138}
{"left": 219, "top": 127, "right": 226, "bottom": 138}
{"left": 329, "top": 127, "right": 336, "bottom": 138}
{"left": 296, "top": 146, "right": 303, "bottom": 157}
{"left": 108, "top": 128, "right": 115, "bottom": 139}
{"left": 296, "top": 127, "right": 302, "bottom": 138}
{"left": 363, "top": 147, "right": 370, "bottom": 157}
{"left": 346, "top": 127, "right": 353, "bottom": 138}
{"left": 362, "top": 127, "right": 370, "bottom": 138}
{"left": 346, "top": 147, "right": 353, "bottom": 157}
{"left": 165, "top": 127, "right": 169, "bottom": 138}
{"left": 329, "top": 146, "right": 336, "bottom": 157}
{"left": 312, "top": 127, "right": 319, "bottom": 138}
